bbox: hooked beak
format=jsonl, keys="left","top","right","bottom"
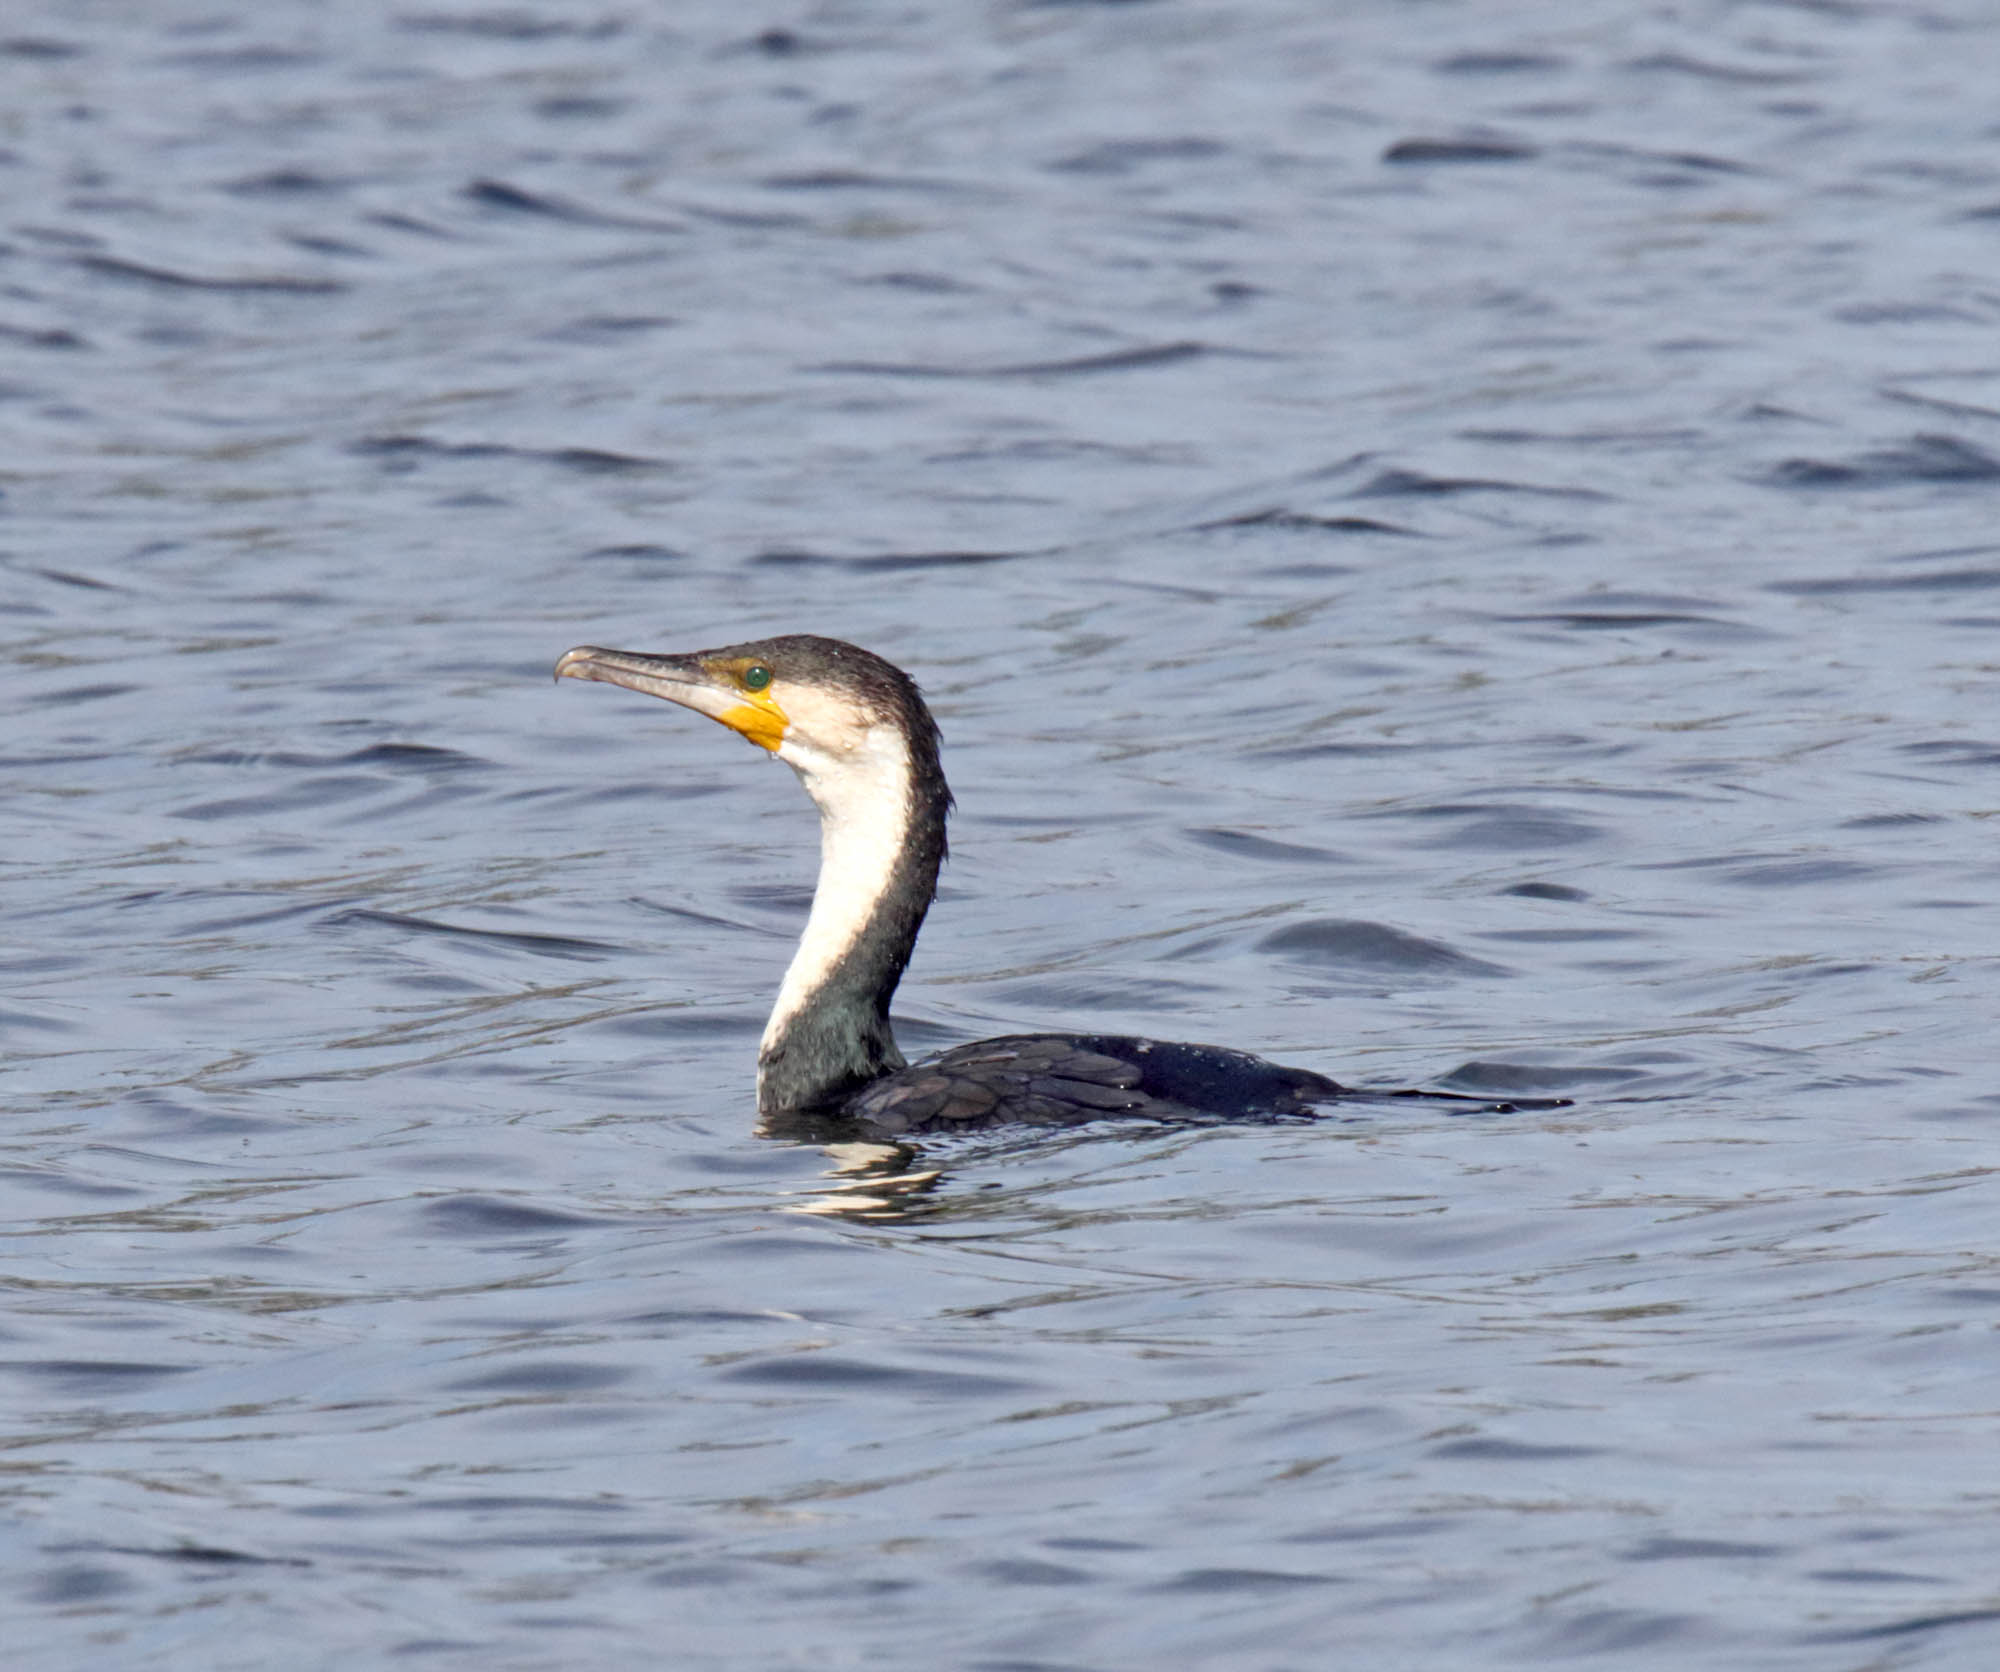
{"left": 555, "top": 645, "right": 788, "bottom": 752}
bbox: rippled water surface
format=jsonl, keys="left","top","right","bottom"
{"left": 7, "top": 2, "right": 2000, "bottom": 1666}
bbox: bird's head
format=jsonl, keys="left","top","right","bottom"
{"left": 554, "top": 634, "right": 943, "bottom": 803}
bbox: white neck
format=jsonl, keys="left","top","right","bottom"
{"left": 760, "top": 719, "right": 916, "bottom": 1062}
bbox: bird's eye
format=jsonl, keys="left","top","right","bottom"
{"left": 742, "top": 663, "right": 772, "bottom": 692}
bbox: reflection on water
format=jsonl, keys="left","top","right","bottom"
{"left": 780, "top": 1142, "right": 941, "bottom": 1218}
{"left": 5, "top": 1, "right": 2000, "bottom": 1667}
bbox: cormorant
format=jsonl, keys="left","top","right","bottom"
{"left": 555, "top": 634, "right": 1563, "bottom": 1137}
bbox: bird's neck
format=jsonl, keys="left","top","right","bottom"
{"left": 757, "top": 721, "right": 949, "bottom": 1113}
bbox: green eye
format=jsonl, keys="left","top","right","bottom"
{"left": 742, "top": 663, "right": 772, "bottom": 692}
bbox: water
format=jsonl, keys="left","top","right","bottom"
{"left": 5, "top": 1, "right": 2000, "bottom": 1666}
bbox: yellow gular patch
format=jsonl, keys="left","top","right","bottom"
{"left": 718, "top": 692, "right": 788, "bottom": 752}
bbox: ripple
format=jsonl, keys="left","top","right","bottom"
{"left": 1, "top": 1359, "right": 194, "bottom": 1393}
{"left": 419, "top": 1196, "right": 610, "bottom": 1235}
{"left": 441, "top": 1361, "right": 633, "bottom": 1394}
{"left": 1766, "top": 433, "right": 2000, "bottom": 489}
{"left": 1383, "top": 136, "right": 1540, "bottom": 164}
{"left": 1529, "top": 1610, "right": 1704, "bottom": 1655}
{"left": 1258, "top": 919, "right": 1509, "bottom": 978}
{"left": 813, "top": 341, "right": 1220, "bottom": 379}
{"left": 462, "top": 178, "right": 685, "bottom": 233}
{"left": 1348, "top": 466, "right": 1606, "bottom": 500}
{"left": 73, "top": 253, "right": 345, "bottom": 294}
{"left": 325, "top": 909, "right": 619, "bottom": 960}
{"left": 1430, "top": 1437, "right": 1605, "bottom": 1460}
{"left": 1185, "top": 827, "right": 1353, "bottom": 864}
{"left": 1439, "top": 1060, "right": 1647, "bottom": 1093}
{"left": 1147, "top": 1566, "right": 1345, "bottom": 1593}
{"left": 720, "top": 1355, "right": 1041, "bottom": 1397}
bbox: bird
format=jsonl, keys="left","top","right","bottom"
{"left": 555, "top": 634, "right": 1565, "bottom": 1138}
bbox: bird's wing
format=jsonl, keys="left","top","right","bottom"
{"left": 846, "top": 1036, "right": 1156, "bottom": 1136}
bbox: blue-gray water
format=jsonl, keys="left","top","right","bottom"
{"left": 6, "top": 3, "right": 2000, "bottom": 1667}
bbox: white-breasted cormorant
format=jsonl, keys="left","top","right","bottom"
{"left": 556, "top": 634, "right": 1560, "bottom": 1137}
